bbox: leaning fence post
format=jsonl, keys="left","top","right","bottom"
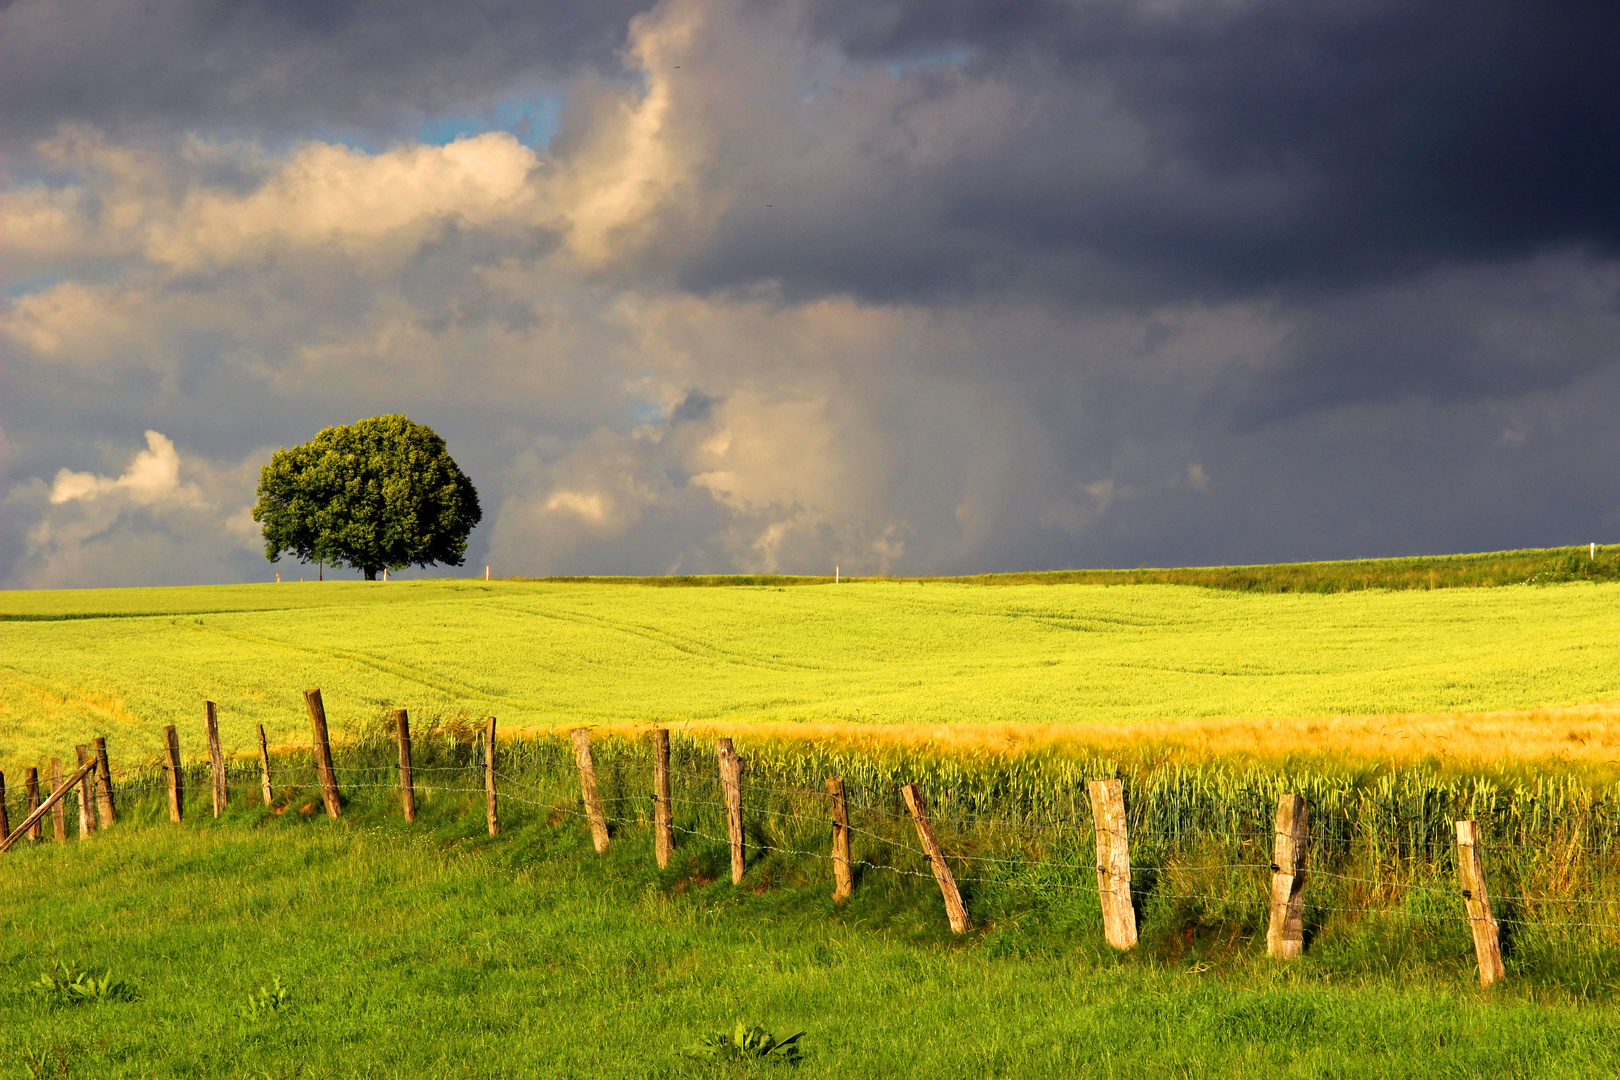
{"left": 653, "top": 729, "right": 672, "bottom": 868}
{"left": 256, "top": 725, "right": 274, "bottom": 806}
{"left": 205, "top": 701, "right": 227, "bottom": 818}
{"left": 901, "top": 782, "right": 971, "bottom": 933}
{"left": 1267, "top": 793, "right": 1310, "bottom": 958}
{"left": 0, "top": 773, "right": 9, "bottom": 841}
{"left": 1087, "top": 779, "right": 1137, "bottom": 950}
{"left": 827, "top": 776, "right": 853, "bottom": 903}
{"left": 50, "top": 758, "right": 67, "bottom": 841}
{"left": 395, "top": 710, "right": 416, "bottom": 823}
{"left": 74, "top": 746, "right": 96, "bottom": 837}
{"left": 93, "top": 737, "right": 116, "bottom": 826}
{"left": 25, "top": 768, "right": 41, "bottom": 841}
{"left": 163, "top": 725, "right": 184, "bottom": 823}
{"left": 717, "top": 738, "right": 744, "bottom": 884}
{"left": 571, "top": 728, "right": 610, "bottom": 853}
{"left": 303, "top": 688, "right": 342, "bottom": 819}
{"left": 0, "top": 758, "right": 98, "bottom": 854}
{"left": 484, "top": 717, "right": 499, "bottom": 838}
{"left": 1456, "top": 819, "right": 1505, "bottom": 987}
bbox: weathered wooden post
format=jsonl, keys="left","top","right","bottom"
{"left": 717, "top": 738, "right": 744, "bottom": 884}
{"left": 1088, "top": 779, "right": 1137, "bottom": 950}
{"left": 256, "top": 725, "right": 274, "bottom": 806}
{"left": 652, "top": 729, "right": 673, "bottom": 868}
{"left": 827, "top": 776, "right": 853, "bottom": 903}
{"left": 73, "top": 746, "right": 96, "bottom": 837}
{"left": 1267, "top": 793, "right": 1310, "bottom": 959}
{"left": 484, "top": 717, "right": 499, "bottom": 838}
{"left": 93, "top": 737, "right": 116, "bottom": 826}
{"left": 901, "top": 782, "right": 971, "bottom": 933}
{"left": 25, "top": 768, "right": 41, "bottom": 841}
{"left": 303, "top": 689, "right": 341, "bottom": 819}
{"left": 1456, "top": 819, "right": 1505, "bottom": 987}
{"left": 395, "top": 710, "right": 417, "bottom": 823}
{"left": 571, "top": 728, "right": 610, "bottom": 853}
{"left": 205, "top": 701, "right": 227, "bottom": 817}
{"left": 163, "top": 725, "right": 184, "bottom": 823}
{"left": 0, "top": 759, "right": 98, "bottom": 853}
{"left": 50, "top": 758, "right": 67, "bottom": 841}
{"left": 0, "top": 773, "right": 9, "bottom": 840}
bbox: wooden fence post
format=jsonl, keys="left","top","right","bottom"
{"left": 74, "top": 746, "right": 96, "bottom": 837}
{"left": 205, "top": 701, "right": 227, "bottom": 817}
{"left": 653, "top": 729, "right": 672, "bottom": 868}
{"left": 25, "top": 768, "right": 41, "bottom": 841}
{"left": 1087, "top": 779, "right": 1137, "bottom": 950}
{"left": 571, "top": 728, "right": 610, "bottom": 853}
{"left": 0, "top": 773, "right": 9, "bottom": 841}
{"left": 256, "top": 725, "right": 274, "bottom": 806}
{"left": 50, "top": 758, "right": 67, "bottom": 841}
{"left": 1456, "top": 819, "right": 1505, "bottom": 987}
{"left": 717, "top": 738, "right": 744, "bottom": 884}
{"left": 484, "top": 717, "right": 499, "bottom": 838}
{"left": 0, "top": 758, "right": 98, "bottom": 854}
{"left": 1267, "top": 793, "right": 1310, "bottom": 959}
{"left": 901, "top": 782, "right": 971, "bottom": 933}
{"left": 303, "top": 689, "right": 342, "bottom": 819}
{"left": 395, "top": 710, "right": 416, "bottom": 823}
{"left": 163, "top": 725, "right": 184, "bottom": 823}
{"left": 827, "top": 776, "right": 853, "bottom": 903}
{"left": 93, "top": 737, "right": 116, "bottom": 826}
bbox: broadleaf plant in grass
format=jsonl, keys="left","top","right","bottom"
{"left": 685, "top": 1023, "right": 805, "bottom": 1065}
{"left": 253, "top": 414, "right": 481, "bottom": 581}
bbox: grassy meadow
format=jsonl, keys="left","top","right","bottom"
{"left": 4, "top": 563, "right": 1620, "bottom": 777}
{"left": 7, "top": 745, "right": 1620, "bottom": 1080}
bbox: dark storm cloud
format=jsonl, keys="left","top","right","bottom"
{"left": 0, "top": 0, "right": 656, "bottom": 156}
{"left": 713, "top": 0, "right": 1620, "bottom": 301}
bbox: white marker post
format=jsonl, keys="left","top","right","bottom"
{"left": 835, "top": 565, "right": 840, "bottom": 583}
{"left": 486, "top": 565, "right": 490, "bottom": 581}
{"left": 1592, "top": 542, "right": 1597, "bottom": 559}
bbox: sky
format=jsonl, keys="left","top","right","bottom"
{"left": 3, "top": 0, "right": 1618, "bottom": 586}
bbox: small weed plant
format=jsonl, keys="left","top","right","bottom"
{"left": 20, "top": 1044, "right": 73, "bottom": 1080}
{"left": 243, "top": 977, "right": 292, "bottom": 1020}
{"left": 685, "top": 1023, "right": 804, "bottom": 1066}
{"left": 27, "top": 963, "right": 134, "bottom": 1007}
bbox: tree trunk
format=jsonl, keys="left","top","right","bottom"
{"left": 364, "top": 567, "right": 377, "bottom": 580}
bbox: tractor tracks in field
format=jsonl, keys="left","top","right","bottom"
{"left": 181, "top": 622, "right": 568, "bottom": 712}
{"left": 480, "top": 599, "right": 829, "bottom": 673}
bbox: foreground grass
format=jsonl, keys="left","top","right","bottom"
{"left": 5, "top": 786, "right": 1620, "bottom": 1079}
{"left": 4, "top": 573, "right": 1620, "bottom": 774}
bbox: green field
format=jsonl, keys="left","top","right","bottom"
{"left": 6, "top": 756, "right": 1620, "bottom": 1080}
{"left": 4, "top": 572, "right": 1620, "bottom": 773}
{"left": 10, "top": 557, "right": 1620, "bottom": 1079}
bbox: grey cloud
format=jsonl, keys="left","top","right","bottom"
{"left": 1219, "top": 252, "right": 1620, "bottom": 424}
{"left": 671, "top": 1, "right": 1620, "bottom": 306}
{"left": 0, "top": 0, "right": 655, "bottom": 159}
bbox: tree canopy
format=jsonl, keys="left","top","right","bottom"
{"left": 253, "top": 415, "right": 482, "bottom": 580}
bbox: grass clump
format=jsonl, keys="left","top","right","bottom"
{"left": 685, "top": 1023, "right": 805, "bottom": 1066}
{"left": 26, "top": 962, "right": 136, "bottom": 1007}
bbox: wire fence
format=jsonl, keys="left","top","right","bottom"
{"left": 10, "top": 727, "right": 1620, "bottom": 951}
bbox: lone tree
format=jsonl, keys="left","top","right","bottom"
{"left": 253, "top": 415, "right": 482, "bottom": 580}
